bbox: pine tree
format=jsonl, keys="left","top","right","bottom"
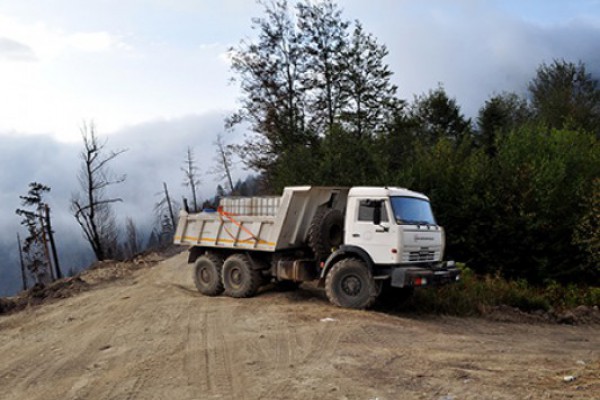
{"left": 297, "top": 0, "right": 349, "bottom": 133}
{"left": 340, "top": 22, "right": 400, "bottom": 139}
{"left": 529, "top": 59, "right": 600, "bottom": 135}
{"left": 16, "top": 183, "right": 61, "bottom": 283}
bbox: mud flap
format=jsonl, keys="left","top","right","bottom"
{"left": 391, "top": 268, "right": 407, "bottom": 288}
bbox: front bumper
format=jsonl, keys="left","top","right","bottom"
{"left": 389, "top": 262, "right": 460, "bottom": 288}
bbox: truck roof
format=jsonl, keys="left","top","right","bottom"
{"left": 348, "top": 186, "right": 429, "bottom": 200}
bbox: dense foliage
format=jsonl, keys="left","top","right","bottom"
{"left": 230, "top": 1, "right": 599, "bottom": 284}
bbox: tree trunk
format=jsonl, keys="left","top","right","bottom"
{"left": 17, "top": 233, "right": 27, "bottom": 291}
{"left": 45, "top": 205, "right": 62, "bottom": 279}
{"left": 163, "top": 182, "right": 176, "bottom": 230}
{"left": 38, "top": 214, "right": 54, "bottom": 281}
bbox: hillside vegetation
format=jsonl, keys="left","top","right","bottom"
{"left": 227, "top": 1, "right": 599, "bottom": 288}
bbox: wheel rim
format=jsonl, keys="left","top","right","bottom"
{"left": 200, "top": 267, "right": 211, "bottom": 284}
{"left": 341, "top": 275, "right": 362, "bottom": 296}
{"left": 229, "top": 267, "right": 242, "bottom": 288}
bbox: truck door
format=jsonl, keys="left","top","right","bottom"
{"left": 346, "top": 198, "right": 398, "bottom": 264}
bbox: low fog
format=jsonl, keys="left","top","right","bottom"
{"left": 0, "top": 112, "right": 246, "bottom": 296}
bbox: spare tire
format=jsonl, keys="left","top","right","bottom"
{"left": 308, "top": 208, "right": 344, "bottom": 261}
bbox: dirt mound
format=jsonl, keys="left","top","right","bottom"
{"left": 481, "top": 304, "right": 600, "bottom": 325}
{"left": 0, "top": 249, "right": 178, "bottom": 316}
{"left": 29, "top": 277, "right": 90, "bottom": 301}
{"left": 0, "top": 277, "right": 89, "bottom": 314}
{"left": 551, "top": 305, "right": 600, "bottom": 325}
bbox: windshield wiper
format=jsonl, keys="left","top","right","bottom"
{"left": 398, "top": 219, "right": 434, "bottom": 226}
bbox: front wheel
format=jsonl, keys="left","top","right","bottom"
{"left": 325, "top": 258, "right": 378, "bottom": 309}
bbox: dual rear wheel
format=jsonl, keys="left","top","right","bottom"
{"left": 193, "top": 253, "right": 261, "bottom": 298}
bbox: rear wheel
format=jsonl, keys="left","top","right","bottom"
{"left": 193, "top": 254, "right": 224, "bottom": 296}
{"left": 325, "top": 258, "right": 378, "bottom": 309}
{"left": 222, "top": 254, "right": 262, "bottom": 298}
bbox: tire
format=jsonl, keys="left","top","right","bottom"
{"left": 193, "top": 254, "right": 224, "bottom": 296}
{"left": 222, "top": 254, "right": 262, "bottom": 298}
{"left": 308, "top": 208, "right": 344, "bottom": 260}
{"left": 325, "top": 258, "right": 378, "bottom": 309}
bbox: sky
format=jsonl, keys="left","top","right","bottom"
{"left": 1, "top": 0, "right": 600, "bottom": 295}
{"left": 0, "top": 0, "right": 599, "bottom": 140}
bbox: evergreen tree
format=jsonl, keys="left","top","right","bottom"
{"left": 340, "top": 22, "right": 400, "bottom": 139}
{"left": 409, "top": 85, "right": 472, "bottom": 146}
{"left": 228, "top": 0, "right": 311, "bottom": 185}
{"left": 529, "top": 59, "right": 600, "bottom": 135}
{"left": 477, "top": 92, "right": 531, "bottom": 156}
{"left": 297, "top": 0, "right": 349, "bottom": 133}
{"left": 16, "top": 183, "right": 59, "bottom": 283}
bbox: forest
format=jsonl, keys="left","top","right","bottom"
{"left": 227, "top": 0, "right": 599, "bottom": 286}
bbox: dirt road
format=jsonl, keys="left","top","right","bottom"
{"left": 0, "top": 253, "right": 598, "bottom": 400}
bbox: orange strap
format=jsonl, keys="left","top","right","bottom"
{"left": 217, "top": 206, "right": 261, "bottom": 243}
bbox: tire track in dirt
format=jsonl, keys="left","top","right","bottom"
{"left": 182, "top": 301, "right": 250, "bottom": 400}
{"left": 86, "top": 288, "right": 189, "bottom": 400}
{"left": 299, "top": 315, "right": 347, "bottom": 364}
{"left": 184, "top": 304, "right": 211, "bottom": 392}
{"left": 253, "top": 304, "right": 297, "bottom": 400}
{"left": 123, "top": 302, "right": 189, "bottom": 400}
{"left": 70, "top": 285, "right": 168, "bottom": 400}
{"left": 0, "top": 292, "right": 128, "bottom": 400}
{"left": 250, "top": 303, "right": 349, "bottom": 400}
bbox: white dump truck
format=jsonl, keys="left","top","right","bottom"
{"left": 174, "top": 186, "right": 459, "bottom": 309}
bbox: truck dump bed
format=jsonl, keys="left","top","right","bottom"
{"left": 174, "top": 186, "right": 348, "bottom": 252}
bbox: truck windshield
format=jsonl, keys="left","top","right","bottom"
{"left": 390, "top": 196, "right": 437, "bottom": 226}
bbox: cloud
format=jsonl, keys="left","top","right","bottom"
{"left": 340, "top": 0, "right": 600, "bottom": 117}
{"left": 67, "top": 31, "right": 128, "bottom": 53}
{"left": 0, "top": 13, "right": 130, "bottom": 63}
{"left": 0, "top": 112, "right": 248, "bottom": 296}
{"left": 0, "top": 37, "right": 36, "bottom": 61}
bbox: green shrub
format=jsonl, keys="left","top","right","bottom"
{"left": 401, "top": 266, "right": 598, "bottom": 316}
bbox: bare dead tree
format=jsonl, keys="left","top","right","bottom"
{"left": 155, "top": 182, "right": 179, "bottom": 233}
{"left": 124, "top": 217, "right": 141, "bottom": 258}
{"left": 209, "top": 133, "right": 235, "bottom": 193}
{"left": 159, "top": 214, "right": 175, "bottom": 246}
{"left": 181, "top": 147, "right": 201, "bottom": 212}
{"left": 71, "top": 121, "right": 126, "bottom": 261}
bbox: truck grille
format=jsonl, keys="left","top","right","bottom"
{"left": 405, "top": 250, "right": 436, "bottom": 262}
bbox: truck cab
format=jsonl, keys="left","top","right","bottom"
{"left": 320, "top": 187, "right": 459, "bottom": 308}
{"left": 345, "top": 187, "right": 444, "bottom": 265}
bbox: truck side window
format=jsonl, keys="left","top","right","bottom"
{"left": 358, "top": 200, "right": 389, "bottom": 222}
